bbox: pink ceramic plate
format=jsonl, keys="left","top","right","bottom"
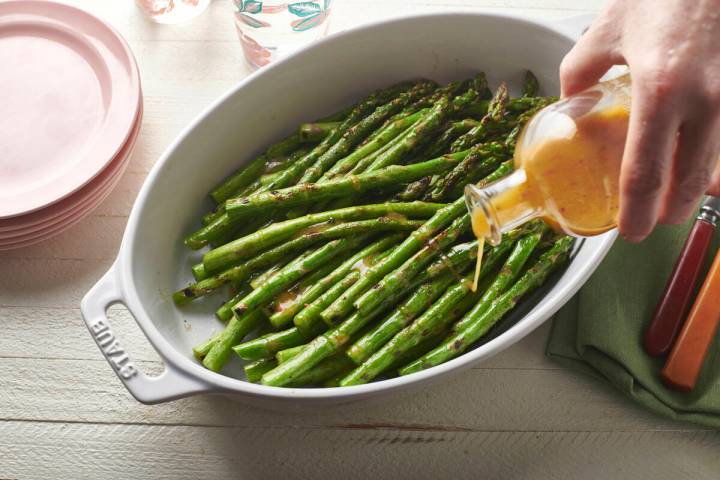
{"left": 0, "top": 103, "right": 142, "bottom": 249}
{"left": 0, "top": 135, "right": 136, "bottom": 249}
{"left": 0, "top": 0, "right": 140, "bottom": 219}
{"left": 0, "top": 90, "right": 143, "bottom": 233}
{"left": 0, "top": 171, "right": 119, "bottom": 249}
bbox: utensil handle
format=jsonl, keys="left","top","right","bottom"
{"left": 661, "top": 248, "right": 720, "bottom": 391}
{"left": 643, "top": 219, "right": 716, "bottom": 356}
{"left": 81, "top": 265, "right": 212, "bottom": 404}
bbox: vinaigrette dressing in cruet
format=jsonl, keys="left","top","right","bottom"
{"left": 465, "top": 73, "right": 631, "bottom": 282}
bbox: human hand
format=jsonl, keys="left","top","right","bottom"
{"left": 559, "top": 0, "right": 720, "bottom": 242}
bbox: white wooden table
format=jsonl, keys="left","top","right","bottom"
{"left": 2, "top": 1, "right": 719, "bottom": 478}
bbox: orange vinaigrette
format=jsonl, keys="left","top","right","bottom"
{"left": 472, "top": 238, "right": 485, "bottom": 292}
{"left": 466, "top": 74, "right": 631, "bottom": 246}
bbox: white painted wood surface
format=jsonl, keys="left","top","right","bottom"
{"left": 1, "top": 1, "right": 719, "bottom": 478}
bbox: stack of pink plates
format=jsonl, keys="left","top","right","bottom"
{"left": 0, "top": 0, "right": 142, "bottom": 250}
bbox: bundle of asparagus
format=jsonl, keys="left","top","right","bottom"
{"left": 174, "top": 72, "right": 572, "bottom": 387}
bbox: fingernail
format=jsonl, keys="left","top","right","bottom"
{"left": 623, "top": 234, "right": 646, "bottom": 243}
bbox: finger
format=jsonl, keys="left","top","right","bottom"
{"left": 659, "top": 115, "right": 719, "bottom": 224}
{"left": 559, "top": 20, "right": 623, "bottom": 97}
{"left": 708, "top": 154, "right": 720, "bottom": 196}
{"left": 618, "top": 71, "right": 682, "bottom": 242}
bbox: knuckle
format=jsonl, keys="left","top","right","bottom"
{"left": 674, "top": 171, "right": 712, "bottom": 201}
{"left": 700, "top": 81, "right": 720, "bottom": 106}
{"left": 624, "top": 166, "right": 665, "bottom": 198}
{"left": 678, "top": 79, "right": 720, "bottom": 113}
{"left": 635, "top": 62, "right": 685, "bottom": 100}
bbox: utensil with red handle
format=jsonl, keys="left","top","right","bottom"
{"left": 643, "top": 196, "right": 720, "bottom": 357}
{"left": 661, "top": 246, "right": 720, "bottom": 391}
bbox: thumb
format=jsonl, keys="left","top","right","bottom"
{"left": 559, "top": 22, "right": 623, "bottom": 97}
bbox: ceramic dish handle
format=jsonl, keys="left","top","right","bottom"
{"left": 81, "top": 265, "right": 212, "bottom": 404}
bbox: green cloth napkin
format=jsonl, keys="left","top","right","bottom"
{"left": 546, "top": 220, "right": 720, "bottom": 428}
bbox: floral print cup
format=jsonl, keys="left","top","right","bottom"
{"left": 233, "top": 1, "right": 333, "bottom": 69}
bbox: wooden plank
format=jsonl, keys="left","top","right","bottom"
{"left": 0, "top": 259, "right": 111, "bottom": 309}
{"left": 1, "top": 420, "right": 717, "bottom": 480}
{"left": 0, "top": 306, "right": 161, "bottom": 363}
{"left": 0, "top": 304, "right": 558, "bottom": 368}
{"left": 0, "top": 356, "right": 700, "bottom": 432}
{"left": 0, "top": 218, "right": 127, "bottom": 261}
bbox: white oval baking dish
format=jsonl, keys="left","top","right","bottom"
{"left": 81, "top": 12, "right": 612, "bottom": 407}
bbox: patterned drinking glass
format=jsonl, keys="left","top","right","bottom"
{"left": 136, "top": 0, "right": 211, "bottom": 24}
{"left": 233, "top": 1, "right": 333, "bottom": 69}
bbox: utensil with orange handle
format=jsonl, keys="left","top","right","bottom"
{"left": 643, "top": 196, "right": 720, "bottom": 357}
{"left": 661, "top": 246, "right": 720, "bottom": 392}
